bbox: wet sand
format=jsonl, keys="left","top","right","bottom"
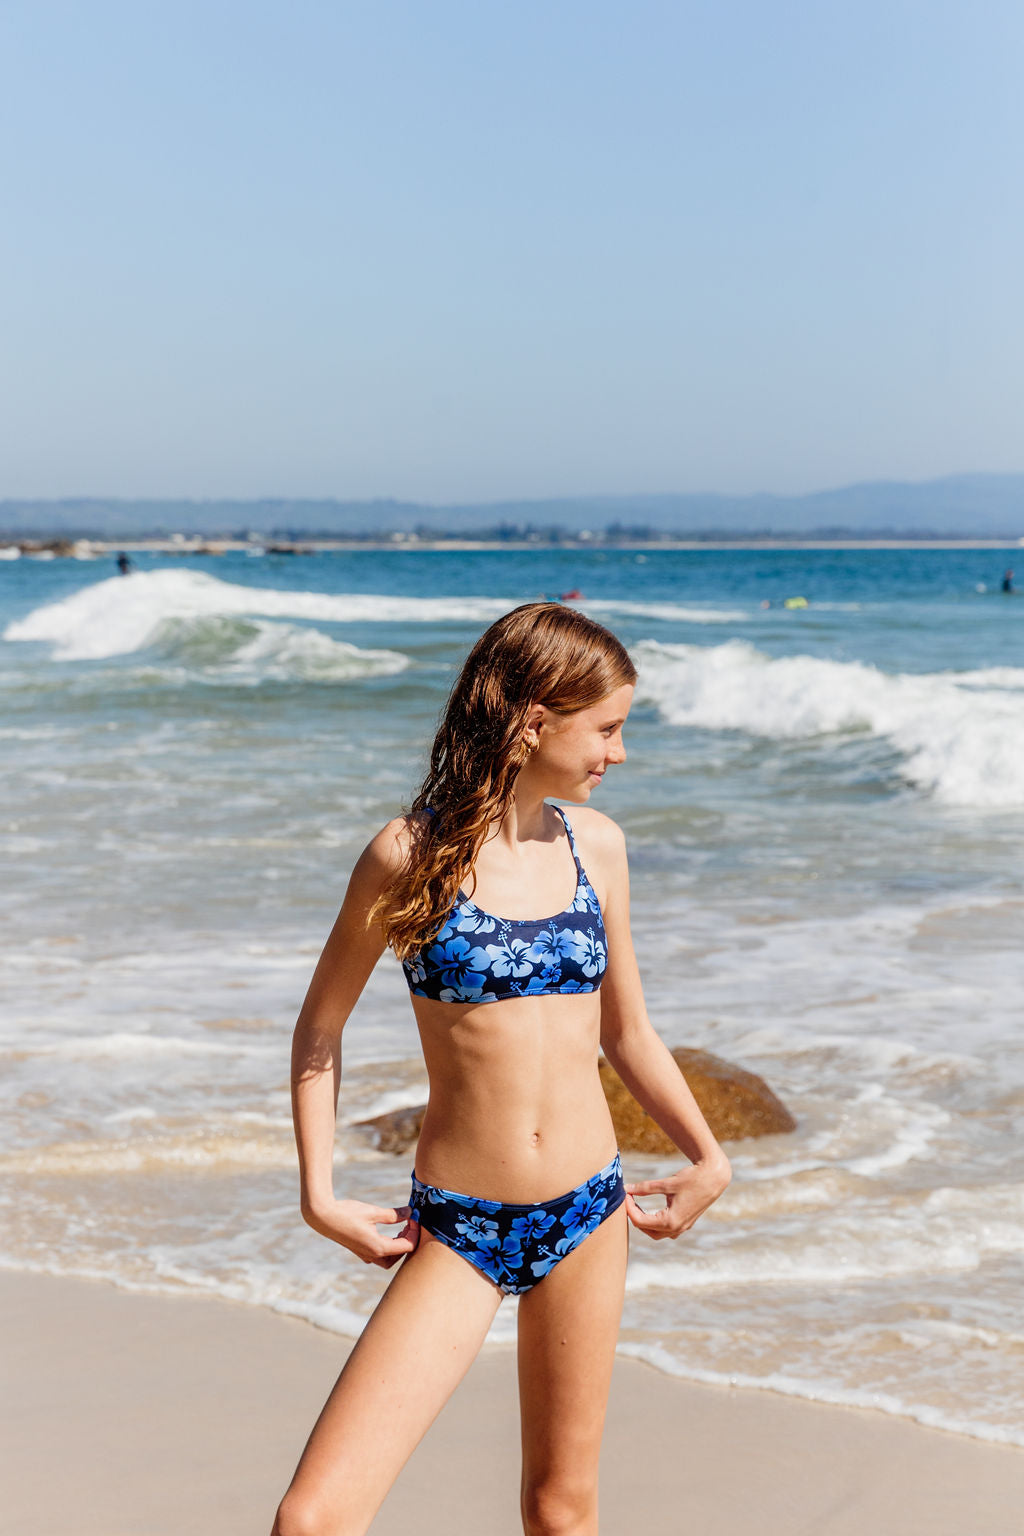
{"left": 3, "top": 1269, "right": 1023, "bottom": 1535}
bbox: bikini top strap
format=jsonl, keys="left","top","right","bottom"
{"left": 553, "top": 804, "right": 584, "bottom": 879}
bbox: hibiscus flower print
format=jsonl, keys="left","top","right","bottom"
{"left": 525, "top": 924, "right": 579, "bottom": 967}
{"left": 483, "top": 937, "right": 533, "bottom": 978}
{"left": 561, "top": 1189, "right": 608, "bottom": 1243}
{"left": 510, "top": 1210, "right": 557, "bottom": 1245}
{"left": 454, "top": 1213, "right": 501, "bottom": 1252}
{"left": 424, "top": 935, "right": 490, "bottom": 993}
{"left": 455, "top": 907, "right": 497, "bottom": 936}
{"left": 403, "top": 954, "right": 427, "bottom": 986}
{"left": 517, "top": 968, "right": 562, "bottom": 996}
{"left": 565, "top": 929, "right": 606, "bottom": 978}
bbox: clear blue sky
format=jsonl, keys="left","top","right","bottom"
{"left": 2, "top": 0, "right": 1022, "bottom": 502}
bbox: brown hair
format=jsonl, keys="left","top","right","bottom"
{"left": 373, "top": 602, "right": 636, "bottom": 959}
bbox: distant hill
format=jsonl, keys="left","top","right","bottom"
{"left": 2, "top": 473, "right": 1023, "bottom": 539}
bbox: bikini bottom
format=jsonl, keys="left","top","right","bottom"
{"left": 408, "top": 1152, "right": 624, "bottom": 1295}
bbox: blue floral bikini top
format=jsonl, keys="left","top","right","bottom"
{"left": 401, "top": 807, "right": 608, "bottom": 1005}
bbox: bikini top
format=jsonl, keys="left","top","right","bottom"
{"left": 401, "top": 806, "right": 608, "bottom": 1005}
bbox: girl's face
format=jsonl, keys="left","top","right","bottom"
{"left": 523, "top": 683, "right": 634, "bottom": 802}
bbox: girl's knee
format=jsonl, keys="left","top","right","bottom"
{"left": 272, "top": 1489, "right": 319, "bottom": 1536}
{"left": 272, "top": 1487, "right": 358, "bottom": 1536}
{"left": 521, "top": 1475, "right": 596, "bottom": 1536}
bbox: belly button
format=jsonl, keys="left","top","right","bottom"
{"left": 530, "top": 1131, "right": 541, "bottom": 1146}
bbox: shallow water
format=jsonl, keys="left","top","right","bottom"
{"left": 3, "top": 545, "right": 1023, "bottom": 1442}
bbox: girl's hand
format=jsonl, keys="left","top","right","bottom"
{"left": 625, "top": 1154, "right": 731, "bottom": 1240}
{"left": 302, "top": 1197, "right": 420, "bottom": 1269}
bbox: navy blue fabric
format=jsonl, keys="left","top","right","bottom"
{"left": 409, "top": 1154, "right": 625, "bottom": 1295}
{"left": 401, "top": 807, "right": 607, "bottom": 1004}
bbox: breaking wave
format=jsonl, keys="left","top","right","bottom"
{"left": 3, "top": 570, "right": 411, "bottom": 680}
{"left": 634, "top": 638, "right": 1024, "bottom": 806}
{"left": 2, "top": 568, "right": 745, "bottom": 663}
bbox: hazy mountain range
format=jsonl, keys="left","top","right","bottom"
{"left": 3, "top": 473, "right": 1024, "bottom": 540}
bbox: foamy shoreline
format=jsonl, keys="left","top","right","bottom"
{"left": 3, "top": 1269, "right": 1022, "bottom": 1536}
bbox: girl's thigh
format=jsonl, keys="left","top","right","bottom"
{"left": 516, "top": 1204, "right": 628, "bottom": 1495}
{"left": 275, "top": 1230, "right": 502, "bottom": 1536}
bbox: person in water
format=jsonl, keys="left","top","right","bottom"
{"left": 272, "top": 603, "right": 731, "bottom": 1536}
{"left": 1002, "top": 569, "right": 1015, "bottom": 594}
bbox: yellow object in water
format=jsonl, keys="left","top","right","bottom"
{"left": 784, "top": 596, "right": 809, "bottom": 609}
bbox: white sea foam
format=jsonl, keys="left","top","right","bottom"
{"left": 3, "top": 569, "right": 751, "bottom": 663}
{"left": 586, "top": 599, "right": 747, "bottom": 624}
{"left": 614, "top": 1342, "right": 1024, "bottom": 1447}
{"left": 634, "top": 638, "right": 1024, "bottom": 805}
{"left": 343, "top": 1085, "right": 428, "bottom": 1125}
{"left": 2, "top": 570, "right": 511, "bottom": 659}
{"left": 0, "top": 1131, "right": 297, "bottom": 1174}
{"left": 153, "top": 614, "right": 408, "bottom": 682}
{"left": 10, "top": 1030, "right": 269, "bottom": 1060}
{"left": 624, "top": 1191, "right": 1024, "bottom": 1293}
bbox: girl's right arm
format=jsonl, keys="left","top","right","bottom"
{"left": 291, "top": 821, "right": 418, "bottom": 1270}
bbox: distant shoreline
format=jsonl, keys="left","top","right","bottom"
{"left": 4, "top": 534, "right": 1023, "bottom": 556}
{"left": 4, "top": 473, "right": 1024, "bottom": 550}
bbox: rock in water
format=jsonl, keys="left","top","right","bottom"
{"left": 354, "top": 1103, "right": 425, "bottom": 1155}
{"left": 355, "top": 1048, "right": 795, "bottom": 1157}
{"left": 599, "top": 1048, "right": 796, "bottom": 1151}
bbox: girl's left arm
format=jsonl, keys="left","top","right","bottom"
{"left": 594, "top": 816, "right": 731, "bottom": 1239}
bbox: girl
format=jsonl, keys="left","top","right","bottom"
{"left": 273, "top": 603, "right": 730, "bottom": 1536}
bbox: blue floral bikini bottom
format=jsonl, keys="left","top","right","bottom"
{"left": 408, "top": 1153, "right": 625, "bottom": 1295}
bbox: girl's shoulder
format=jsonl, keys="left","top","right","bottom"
{"left": 555, "top": 804, "right": 627, "bottom": 869}
{"left": 350, "top": 814, "right": 416, "bottom": 891}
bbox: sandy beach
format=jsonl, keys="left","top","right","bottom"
{"left": 3, "top": 1269, "right": 1022, "bottom": 1536}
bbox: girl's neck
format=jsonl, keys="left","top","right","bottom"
{"left": 488, "top": 791, "right": 551, "bottom": 851}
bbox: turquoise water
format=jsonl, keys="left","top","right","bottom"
{"left": 3, "top": 545, "right": 1024, "bottom": 1443}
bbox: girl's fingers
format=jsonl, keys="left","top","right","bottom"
{"left": 632, "top": 1206, "right": 672, "bottom": 1229}
{"left": 625, "top": 1179, "right": 671, "bottom": 1197}
{"left": 624, "top": 1197, "right": 648, "bottom": 1231}
{"left": 364, "top": 1230, "right": 419, "bottom": 1267}
{"left": 625, "top": 1194, "right": 668, "bottom": 1229}
{"left": 382, "top": 1233, "right": 418, "bottom": 1255}
{"left": 369, "top": 1205, "right": 410, "bottom": 1225}
{"left": 626, "top": 1194, "right": 688, "bottom": 1238}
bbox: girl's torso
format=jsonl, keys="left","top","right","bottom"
{"left": 404, "top": 806, "right": 618, "bottom": 1201}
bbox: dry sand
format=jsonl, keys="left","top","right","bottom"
{"left": 3, "top": 1269, "right": 1022, "bottom": 1536}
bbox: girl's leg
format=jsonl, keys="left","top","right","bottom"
{"left": 273, "top": 1230, "right": 503, "bottom": 1536}
{"left": 516, "top": 1204, "right": 628, "bottom": 1536}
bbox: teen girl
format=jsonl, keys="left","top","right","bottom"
{"left": 272, "top": 603, "right": 731, "bottom": 1536}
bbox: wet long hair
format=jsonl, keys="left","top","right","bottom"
{"left": 373, "top": 602, "right": 636, "bottom": 959}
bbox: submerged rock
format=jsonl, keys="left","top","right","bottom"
{"left": 599, "top": 1048, "right": 796, "bottom": 1151}
{"left": 355, "top": 1048, "right": 795, "bottom": 1157}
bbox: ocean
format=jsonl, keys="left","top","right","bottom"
{"left": 3, "top": 543, "right": 1023, "bottom": 1445}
